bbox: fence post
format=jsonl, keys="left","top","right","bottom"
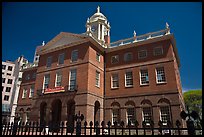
{"left": 158, "top": 120, "right": 163, "bottom": 135}
{"left": 150, "top": 120, "right": 154, "bottom": 135}
{"left": 120, "top": 121, "right": 124, "bottom": 135}
{"left": 6, "top": 122, "right": 10, "bottom": 135}
{"left": 114, "top": 121, "right": 117, "bottom": 135}
{"left": 142, "top": 121, "right": 146, "bottom": 135}
{"left": 107, "top": 121, "right": 111, "bottom": 135}
{"left": 89, "top": 121, "right": 93, "bottom": 135}
{"left": 9, "top": 122, "right": 13, "bottom": 135}
{"left": 3, "top": 122, "right": 7, "bottom": 135}
{"left": 128, "top": 120, "right": 131, "bottom": 135}
{"left": 101, "top": 121, "right": 105, "bottom": 135}
{"left": 134, "top": 120, "right": 139, "bottom": 135}
{"left": 61, "top": 121, "right": 64, "bottom": 135}
{"left": 176, "top": 120, "right": 181, "bottom": 135}
{"left": 31, "top": 122, "right": 35, "bottom": 135}
{"left": 167, "top": 120, "right": 172, "bottom": 135}
{"left": 35, "top": 121, "right": 38, "bottom": 135}
{"left": 95, "top": 121, "right": 99, "bottom": 135}
{"left": 84, "top": 121, "right": 87, "bottom": 135}
{"left": 17, "top": 122, "right": 21, "bottom": 135}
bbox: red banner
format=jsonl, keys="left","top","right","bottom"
{"left": 44, "top": 86, "right": 65, "bottom": 94}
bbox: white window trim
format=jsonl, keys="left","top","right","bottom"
{"left": 125, "top": 71, "right": 133, "bottom": 87}
{"left": 95, "top": 71, "right": 100, "bottom": 88}
{"left": 69, "top": 69, "right": 77, "bottom": 90}
{"left": 155, "top": 67, "right": 167, "bottom": 84}
{"left": 58, "top": 53, "right": 65, "bottom": 65}
{"left": 96, "top": 52, "right": 100, "bottom": 62}
{"left": 111, "top": 73, "right": 119, "bottom": 89}
{"left": 138, "top": 50, "right": 147, "bottom": 59}
{"left": 126, "top": 107, "right": 135, "bottom": 125}
{"left": 140, "top": 69, "right": 149, "bottom": 86}
{"left": 43, "top": 74, "right": 50, "bottom": 92}
{"left": 29, "top": 86, "right": 34, "bottom": 98}
{"left": 55, "top": 72, "right": 62, "bottom": 87}
{"left": 159, "top": 106, "right": 170, "bottom": 125}
{"left": 22, "top": 89, "right": 27, "bottom": 99}
{"left": 153, "top": 47, "right": 163, "bottom": 56}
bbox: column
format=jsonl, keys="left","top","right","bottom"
{"left": 136, "top": 107, "right": 143, "bottom": 128}
{"left": 98, "top": 23, "right": 100, "bottom": 40}
{"left": 101, "top": 25, "right": 104, "bottom": 41}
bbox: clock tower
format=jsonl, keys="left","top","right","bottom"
{"left": 86, "top": 6, "right": 110, "bottom": 47}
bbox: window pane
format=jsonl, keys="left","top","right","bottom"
{"left": 140, "top": 70, "right": 149, "bottom": 85}
{"left": 46, "top": 56, "right": 52, "bottom": 67}
{"left": 156, "top": 67, "right": 166, "bottom": 83}
{"left": 58, "top": 53, "right": 65, "bottom": 65}
{"left": 126, "top": 71, "right": 133, "bottom": 86}
{"left": 154, "top": 47, "right": 163, "bottom": 56}
{"left": 138, "top": 50, "right": 147, "bottom": 59}
{"left": 96, "top": 53, "right": 100, "bottom": 62}
{"left": 69, "top": 69, "right": 77, "bottom": 90}
{"left": 111, "top": 55, "right": 119, "bottom": 64}
{"left": 71, "top": 50, "right": 78, "bottom": 62}
{"left": 124, "top": 53, "right": 133, "bottom": 62}
{"left": 112, "top": 74, "right": 119, "bottom": 88}
{"left": 96, "top": 71, "right": 100, "bottom": 87}
{"left": 44, "top": 74, "right": 50, "bottom": 89}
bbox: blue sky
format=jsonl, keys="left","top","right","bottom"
{"left": 2, "top": 2, "right": 202, "bottom": 92}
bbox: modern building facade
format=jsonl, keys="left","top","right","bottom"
{"left": 2, "top": 61, "right": 16, "bottom": 123}
{"left": 16, "top": 6, "right": 186, "bottom": 130}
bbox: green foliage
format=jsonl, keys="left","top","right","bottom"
{"left": 183, "top": 90, "right": 202, "bottom": 118}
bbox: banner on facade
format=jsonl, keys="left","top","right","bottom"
{"left": 44, "top": 86, "right": 65, "bottom": 94}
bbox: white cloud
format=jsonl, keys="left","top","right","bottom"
{"left": 182, "top": 87, "right": 202, "bottom": 93}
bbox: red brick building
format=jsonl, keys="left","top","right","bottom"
{"left": 16, "top": 6, "right": 185, "bottom": 129}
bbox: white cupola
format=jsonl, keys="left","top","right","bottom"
{"left": 86, "top": 6, "right": 111, "bottom": 46}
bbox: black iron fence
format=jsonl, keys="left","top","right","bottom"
{"left": 1, "top": 120, "right": 202, "bottom": 135}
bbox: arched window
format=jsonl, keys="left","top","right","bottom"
{"left": 111, "top": 102, "right": 120, "bottom": 125}
{"left": 141, "top": 99, "right": 153, "bottom": 126}
{"left": 158, "top": 98, "right": 171, "bottom": 125}
{"left": 125, "top": 101, "right": 135, "bottom": 125}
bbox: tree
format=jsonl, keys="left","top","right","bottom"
{"left": 183, "top": 90, "right": 202, "bottom": 117}
{"left": 183, "top": 90, "right": 202, "bottom": 128}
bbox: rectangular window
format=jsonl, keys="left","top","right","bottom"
{"left": 138, "top": 50, "right": 147, "bottom": 59}
{"left": 71, "top": 50, "right": 78, "bottom": 62}
{"left": 111, "top": 55, "right": 119, "bottom": 64}
{"left": 6, "top": 87, "right": 11, "bottom": 92}
{"left": 4, "top": 95, "right": 9, "bottom": 101}
{"left": 46, "top": 56, "right": 52, "bottom": 67}
{"left": 112, "top": 109, "right": 120, "bottom": 125}
{"left": 112, "top": 74, "right": 119, "bottom": 88}
{"left": 55, "top": 72, "right": 62, "bottom": 87}
{"left": 96, "top": 71, "right": 100, "bottom": 87}
{"left": 8, "top": 66, "right": 13, "bottom": 71}
{"left": 7, "top": 79, "right": 13, "bottom": 84}
{"left": 58, "top": 53, "right": 65, "bottom": 65}
{"left": 125, "top": 71, "right": 133, "bottom": 87}
{"left": 124, "top": 52, "right": 133, "bottom": 62}
{"left": 96, "top": 52, "right": 100, "bottom": 62}
{"left": 29, "top": 85, "right": 35, "bottom": 98}
{"left": 69, "top": 69, "right": 77, "bottom": 91}
{"left": 22, "top": 89, "right": 27, "bottom": 98}
{"left": 140, "top": 70, "right": 149, "bottom": 85}
{"left": 127, "top": 108, "right": 135, "bottom": 125}
{"left": 2, "top": 86, "right": 4, "bottom": 92}
{"left": 2, "top": 65, "right": 6, "bottom": 70}
{"left": 43, "top": 74, "right": 50, "bottom": 89}
{"left": 143, "top": 107, "right": 152, "bottom": 125}
{"left": 7, "top": 73, "right": 11, "bottom": 76}
{"left": 160, "top": 106, "right": 171, "bottom": 125}
{"left": 154, "top": 47, "right": 163, "bottom": 56}
{"left": 156, "top": 67, "right": 166, "bottom": 83}
{"left": 2, "top": 78, "right": 5, "bottom": 83}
